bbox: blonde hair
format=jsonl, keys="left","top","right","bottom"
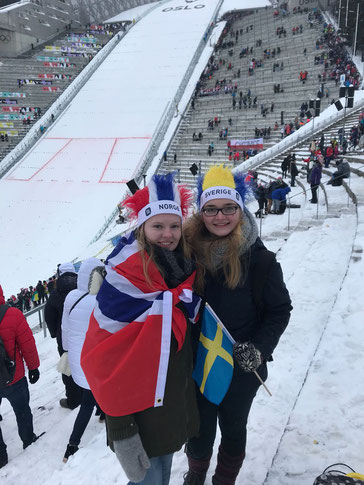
{"left": 135, "top": 224, "right": 188, "bottom": 289}
{"left": 184, "top": 212, "right": 246, "bottom": 294}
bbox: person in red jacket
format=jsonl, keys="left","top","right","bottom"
{"left": 0, "top": 284, "right": 41, "bottom": 469}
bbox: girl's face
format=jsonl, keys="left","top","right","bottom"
{"left": 201, "top": 198, "right": 241, "bottom": 237}
{"left": 143, "top": 213, "right": 182, "bottom": 251}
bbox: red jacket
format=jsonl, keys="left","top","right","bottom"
{"left": 0, "top": 285, "right": 40, "bottom": 385}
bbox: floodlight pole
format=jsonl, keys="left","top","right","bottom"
{"left": 342, "top": 93, "right": 348, "bottom": 140}
{"left": 353, "top": 1, "right": 359, "bottom": 56}
{"left": 338, "top": 0, "right": 342, "bottom": 27}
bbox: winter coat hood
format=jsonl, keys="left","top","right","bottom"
{"left": 56, "top": 272, "right": 78, "bottom": 295}
{"left": 77, "top": 257, "right": 104, "bottom": 292}
{"left": 0, "top": 285, "right": 4, "bottom": 305}
{"left": 58, "top": 262, "right": 75, "bottom": 275}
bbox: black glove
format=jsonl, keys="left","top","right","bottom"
{"left": 233, "top": 342, "right": 262, "bottom": 373}
{"left": 28, "top": 368, "right": 40, "bottom": 384}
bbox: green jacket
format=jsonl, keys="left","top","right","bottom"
{"left": 106, "top": 317, "right": 200, "bottom": 458}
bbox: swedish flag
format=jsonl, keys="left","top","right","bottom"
{"left": 192, "top": 304, "right": 234, "bottom": 405}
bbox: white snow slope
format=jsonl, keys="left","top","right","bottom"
{"left": 1, "top": 1, "right": 364, "bottom": 484}
{"left": 0, "top": 0, "right": 220, "bottom": 296}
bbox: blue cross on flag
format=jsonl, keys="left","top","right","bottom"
{"left": 192, "top": 304, "right": 234, "bottom": 405}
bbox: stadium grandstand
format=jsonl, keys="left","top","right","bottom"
{"left": 0, "top": 0, "right": 364, "bottom": 483}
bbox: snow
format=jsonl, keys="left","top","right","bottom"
{"left": 219, "top": 0, "right": 271, "bottom": 17}
{"left": 0, "top": 0, "right": 221, "bottom": 296}
{"left": 104, "top": 2, "right": 162, "bottom": 24}
{"left": 1, "top": 1, "right": 364, "bottom": 484}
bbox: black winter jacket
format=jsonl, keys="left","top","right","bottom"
{"left": 44, "top": 271, "right": 77, "bottom": 354}
{"left": 195, "top": 238, "right": 292, "bottom": 362}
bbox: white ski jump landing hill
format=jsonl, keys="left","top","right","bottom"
{"left": 0, "top": 0, "right": 220, "bottom": 295}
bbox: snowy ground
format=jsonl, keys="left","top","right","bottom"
{"left": 1, "top": 169, "right": 363, "bottom": 484}
{"left": 0, "top": 0, "right": 221, "bottom": 295}
{"left": 1, "top": 0, "right": 364, "bottom": 483}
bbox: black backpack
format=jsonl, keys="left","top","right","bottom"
{"left": 0, "top": 305, "right": 17, "bottom": 388}
{"left": 313, "top": 464, "right": 364, "bottom": 484}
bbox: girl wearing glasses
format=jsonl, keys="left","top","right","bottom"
{"left": 183, "top": 165, "right": 292, "bottom": 485}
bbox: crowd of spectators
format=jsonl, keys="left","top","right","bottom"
{"left": 5, "top": 275, "right": 57, "bottom": 313}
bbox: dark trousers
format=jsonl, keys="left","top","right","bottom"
{"left": 0, "top": 377, "right": 34, "bottom": 452}
{"left": 311, "top": 184, "right": 318, "bottom": 203}
{"left": 290, "top": 175, "right": 296, "bottom": 186}
{"left": 62, "top": 374, "right": 83, "bottom": 408}
{"left": 69, "top": 389, "right": 97, "bottom": 446}
{"left": 187, "top": 364, "right": 267, "bottom": 458}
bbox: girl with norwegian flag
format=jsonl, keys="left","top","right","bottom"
{"left": 81, "top": 173, "right": 201, "bottom": 484}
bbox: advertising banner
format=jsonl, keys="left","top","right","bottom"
{"left": 44, "top": 62, "right": 76, "bottom": 68}
{"left": 0, "top": 122, "right": 14, "bottom": 128}
{"left": 0, "top": 130, "right": 18, "bottom": 136}
{"left": 0, "top": 92, "right": 26, "bottom": 98}
{"left": 0, "top": 114, "right": 24, "bottom": 120}
{"left": 37, "top": 56, "right": 70, "bottom": 62}
{"left": 230, "top": 138, "right": 264, "bottom": 150}
{"left": 0, "top": 99, "right": 17, "bottom": 105}
{"left": 38, "top": 74, "right": 72, "bottom": 80}
{"left": 17, "top": 79, "right": 52, "bottom": 86}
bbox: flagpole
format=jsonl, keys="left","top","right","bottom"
{"left": 253, "top": 370, "right": 272, "bottom": 397}
{"left": 205, "top": 303, "right": 272, "bottom": 397}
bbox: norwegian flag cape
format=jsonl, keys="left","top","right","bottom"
{"left": 81, "top": 231, "right": 201, "bottom": 417}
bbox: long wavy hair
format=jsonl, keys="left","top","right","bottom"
{"left": 135, "top": 223, "right": 188, "bottom": 289}
{"left": 184, "top": 211, "right": 246, "bottom": 294}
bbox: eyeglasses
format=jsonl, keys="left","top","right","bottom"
{"left": 201, "top": 205, "right": 239, "bottom": 217}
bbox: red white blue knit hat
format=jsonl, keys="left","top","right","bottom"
{"left": 123, "top": 173, "right": 193, "bottom": 227}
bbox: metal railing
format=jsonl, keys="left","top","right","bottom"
{"left": 24, "top": 303, "right": 47, "bottom": 337}
{"left": 235, "top": 96, "right": 364, "bottom": 174}
{"left": 89, "top": 0, "right": 225, "bottom": 244}
{"left": 255, "top": 177, "right": 329, "bottom": 238}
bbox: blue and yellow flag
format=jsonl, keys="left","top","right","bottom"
{"left": 192, "top": 305, "right": 234, "bottom": 405}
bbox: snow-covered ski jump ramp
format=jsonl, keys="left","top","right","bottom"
{"left": 0, "top": 0, "right": 221, "bottom": 293}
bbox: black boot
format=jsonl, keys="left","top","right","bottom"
{"left": 23, "top": 432, "right": 45, "bottom": 450}
{"left": 0, "top": 452, "right": 8, "bottom": 469}
{"left": 212, "top": 446, "right": 245, "bottom": 485}
{"left": 183, "top": 453, "right": 211, "bottom": 485}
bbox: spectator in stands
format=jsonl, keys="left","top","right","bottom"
{"left": 324, "top": 145, "right": 333, "bottom": 167}
{"left": 254, "top": 183, "right": 267, "bottom": 218}
{"left": 47, "top": 277, "right": 55, "bottom": 294}
{"left": 62, "top": 258, "right": 105, "bottom": 462}
{"left": 271, "top": 186, "right": 291, "bottom": 214}
{"left": 45, "top": 263, "right": 82, "bottom": 410}
{"left": 290, "top": 159, "right": 299, "bottom": 187}
{"left": 42, "top": 281, "right": 49, "bottom": 301}
{"left": 281, "top": 155, "right": 290, "bottom": 178}
{"left": 36, "top": 280, "right": 45, "bottom": 304}
{"left": 327, "top": 159, "right": 350, "bottom": 186}
{"left": 310, "top": 160, "right": 322, "bottom": 204}
{"left": 0, "top": 285, "right": 42, "bottom": 469}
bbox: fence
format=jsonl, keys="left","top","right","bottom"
{"left": 89, "top": 0, "right": 225, "bottom": 244}
{"left": 24, "top": 303, "right": 47, "bottom": 337}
